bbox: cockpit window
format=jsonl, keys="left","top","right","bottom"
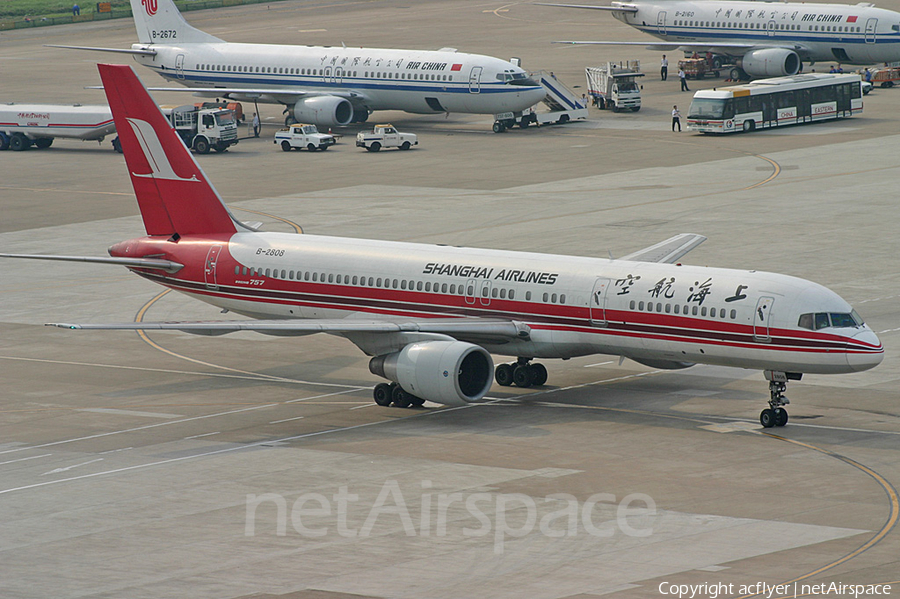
{"left": 798, "top": 311, "right": 864, "bottom": 330}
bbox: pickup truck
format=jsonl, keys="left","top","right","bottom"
{"left": 356, "top": 124, "right": 417, "bottom": 152}
{"left": 274, "top": 123, "right": 336, "bottom": 152}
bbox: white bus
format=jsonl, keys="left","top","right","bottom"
{"left": 687, "top": 74, "right": 863, "bottom": 134}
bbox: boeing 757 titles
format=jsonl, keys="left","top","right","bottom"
{"left": 50, "top": 0, "right": 545, "bottom": 128}
{"left": 0, "top": 65, "right": 882, "bottom": 428}
{"left": 540, "top": 1, "right": 900, "bottom": 79}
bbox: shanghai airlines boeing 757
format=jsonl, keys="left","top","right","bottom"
{"left": 541, "top": 1, "right": 900, "bottom": 79}
{"left": 0, "top": 65, "right": 882, "bottom": 428}
{"left": 51, "top": 0, "right": 545, "bottom": 128}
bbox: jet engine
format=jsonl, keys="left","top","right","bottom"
{"left": 292, "top": 96, "right": 353, "bottom": 127}
{"left": 369, "top": 341, "right": 494, "bottom": 406}
{"left": 740, "top": 48, "right": 801, "bottom": 78}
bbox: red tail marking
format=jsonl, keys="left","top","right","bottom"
{"left": 98, "top": 64, "right": 237, "bottom": 236}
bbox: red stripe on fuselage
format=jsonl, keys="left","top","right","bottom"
{"left": 133, "top": 270, "right": 882, "bottom": 357}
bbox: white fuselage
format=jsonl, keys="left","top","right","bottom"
{"left": 617, "top": 0, "right": 900, "bottom": 64}
{"left": 129, "top": 231, "right": 884, "bottom": 376}
{"left": 133, "top": 44, "right": 547, "bottom": 115}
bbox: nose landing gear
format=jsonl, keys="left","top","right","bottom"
{"left": 760, "top": 371, "right": 800, "bottom": 428}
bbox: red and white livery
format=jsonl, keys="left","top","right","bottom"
{"left": 1, "top": 65, "right": 883, "bottom": 428}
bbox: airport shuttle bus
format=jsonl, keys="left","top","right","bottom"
{"left": 687, "top": 73, "right": 863, "bottom": 133}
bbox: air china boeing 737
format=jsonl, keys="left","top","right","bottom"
{"left": 52, "top": 0, "right": 545, "bottom": 128}
{"left": 541, "top": 1, "right": 900, "bottom": 79}
{"left": 0, "top": 65, "right": 882, "bottom": 428}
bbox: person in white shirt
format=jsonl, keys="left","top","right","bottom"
{"left": 672, "top": 105, "right": 681, "bottom": 132}
{"left": 660, "top": 55, "right": 668, "bottom": 81}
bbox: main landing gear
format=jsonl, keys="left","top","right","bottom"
{"left": 759, "top": 371, "right": 801, "bottom": 428}
{"left": 494, "top": 358, "right": 548, "bottom": 388}
{"left": 372, "top": 382, "right": 425, "bottom": 408}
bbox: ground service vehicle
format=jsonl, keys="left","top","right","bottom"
{"left": 163, "top": 105, "right": 239, "bottom": 154}
{"left": 274, "top": 123, "right": 336, "bottom": 152}
{"left": 492, "top": 69, "right": 588, "bottom": 131}
{"left": 0, "top": 103, "right": 119, "bottom": 151}
{"left": 869, "top": 66, "right": 900, "bottom": 87}
{"left": 585, "top": 63, "right": 644, "bottom": 111}
{"left": 687, "top": 73, "right": 863, "bottom": 133}
{"left": 356, "top": 124, "right": 417, "bottom": 151}
{"left": 194, "top": 101, "right": 244, "bottom": 123}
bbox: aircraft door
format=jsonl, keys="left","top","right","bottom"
{"left": 590, "top": 278, "right": 611, "bottom": 327}
{"left": 469, "top": 66, "right": 483, "bottom": 93}
{"left": 323, "top": 66, "right": 332, "bottom": 83}
{"left": 204, "top": 245, "right": 223, "bottom": 290}
{"left": 465, "top": 278, "right": 477, "bottom": 305}
{"left": 767, "top": 20, "right": 776, "bottom": 36}
{"left": 657, "top": 11, "right": 667, "bottom": 35}
{"left": 865, "top": 18, "right": 877, "bottom": 43}
{"left": 479, "top": 280, "right": 492, "bottom": 306}
{"left": 753, "top": 296, "right": 774, "bottom": 342}
{"left": 175, "top": 54, "right": 185, "bottom": 79}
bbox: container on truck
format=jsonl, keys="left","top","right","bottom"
{"left": 585, "top": 63, "right": 644, "bottom": 112}
{"left": 162, "top": 105, "right": 239, "bottom": 154}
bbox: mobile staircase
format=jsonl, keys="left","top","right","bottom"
{"left": 492, "top": 70, "right": 589, "bottom": 132}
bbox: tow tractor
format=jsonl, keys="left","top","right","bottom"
{"left": 274, "top": 123, "right": 336, "bottom": 151}
{"left": 356, "top": 124, "right": 417, "bottom": 151}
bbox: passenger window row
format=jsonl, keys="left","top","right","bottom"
{"left": 673, "top": 21, "right": 860, "bottom": 33}
{"left": 629, "top": 300, "right": 737, "bottom": 320}
{"left": 194, "top": 64, "right": 454, "bottom": 81}
{"left": 235, "top": 265, "right": 574, "bottom": 303}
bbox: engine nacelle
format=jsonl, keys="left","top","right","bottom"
{"left": 369, "top": 341, "right": 494, "bottom": 407}
{"left": 292, "top": 96, "right": 353, "bottom": 127}
{"left": 740, "top": 48, "right": 801, "bottom": 78}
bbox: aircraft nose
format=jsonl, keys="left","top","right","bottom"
{"left": 523, "top": 86, "right": 546, "bottom": 105}
{"left": 847, "top": 329, "right": 884, "bottom": 372}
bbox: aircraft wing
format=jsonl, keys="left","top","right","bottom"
{"left": 619, "top": 233, "right": 706, "bottom": 263}
{"left": 553, "top": 40, "right": 759, "bottom": 51}
{"left": 141, "top": 86, "right": 368, "bottom": 104}
{"left": 47, "top": 318, "right": 532, "bottom": 344}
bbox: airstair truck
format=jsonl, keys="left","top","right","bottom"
{"left": 492, "top": 69, "right": 589, "bottom": 132}
{"left": 163, "top": 105, "right": 239, "bottom": 154}
{"left": 0, "top": 103, "right": 118, "bottom": 151}
{"left": 585, "top": 63, "right": 644, "bottom": 112}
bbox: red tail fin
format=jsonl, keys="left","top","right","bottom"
{"left": 98, "top": 64, "right": 237, "bottom": 236}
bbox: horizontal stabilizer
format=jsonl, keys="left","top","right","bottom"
{"left": 536, "top": 3, "right": 639, "bottom": 13}
{"left": 45, "top": 44, "right": 157, "bottom": 56}
{"left": 619, "top": 233, "right": 707, "bottom": 264}
{"left": 0, "top": 253, "right": 183, "bottom": 273}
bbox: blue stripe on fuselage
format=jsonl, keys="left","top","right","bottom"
{"left": 153, "top": 69, "right": 538, "bottom": 96}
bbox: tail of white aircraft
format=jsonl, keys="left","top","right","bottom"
{"left": 98, "top": 63, "right": 238, "bottom": 237}
{"left": 130, "top": 0, "right": 223, "bottom": 44}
